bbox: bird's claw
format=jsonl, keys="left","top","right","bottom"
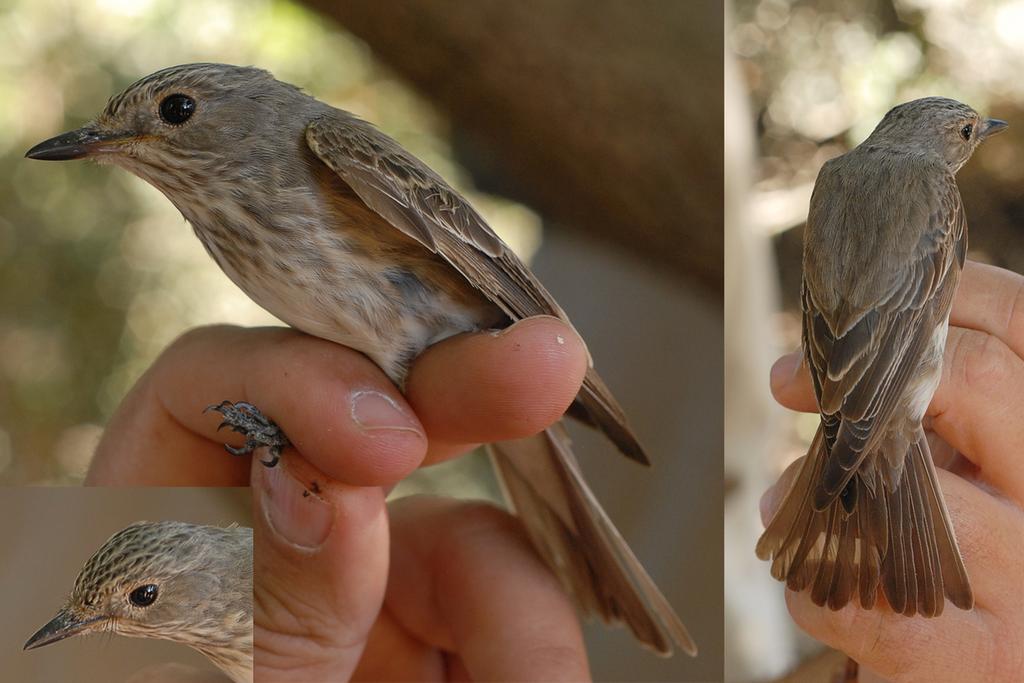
{"left": 204, "top": 400, "right": 290, "bottom": 467}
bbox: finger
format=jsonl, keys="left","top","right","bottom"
{"left": 930, "top": 469, "right": 1024, "bottom": 605}
{"left": 384, "top": 496, "right": 590, "bottom": 682}
{"left": 252, "top": 455, "right": 388, "bottom": 682}
{"left": 951, "top": 261, "right": 1024, "bottom": 358}
{"left": 406, "top": 316, "right": 589, "bottom": 464}
{"left": 89, "top": 325, "right": 427, "bottom": 487}
{"left": 769, "top": 351, "right": 818, "bottom": 414}
{"left": 351, "top": 608, "right": 443, "bottom": 682}
{"left": 928, "top": 326, "right": 1024, "bottom": 502}
{"left": 88, "top": 358, "right": 244, "bottom": 487}
{"left": 759, "top": 455, "right": 804, "bottom": 526}
{"left": 783, "top": 588, "right": 996, "bottom": 682}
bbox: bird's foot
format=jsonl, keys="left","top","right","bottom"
{"left": 204, "top": 400, "right": 290, "bottom": 467}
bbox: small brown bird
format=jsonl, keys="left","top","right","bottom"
{"left": 26, "top": 63, "right": 694, "bottom": 655}
{"left": 757, "top": 97, "right": 1007, "bottom": 616}
{"left": 25, "top": 521, "right": 253, "bottom": 683}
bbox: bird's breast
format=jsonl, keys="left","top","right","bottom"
{"left": 183, "top": 193, "right": 498, "bottom": 383}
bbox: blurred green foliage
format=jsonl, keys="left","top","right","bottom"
{"left": 0, "top": 0, "right": 533, "bottom": 488}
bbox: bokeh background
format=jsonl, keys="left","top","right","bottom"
{"left": 0, "top": 0, "right": 722, "bottom": 679}
{"left": 726, "top": 0, "right": 1024, "bottom": 680}
{"left": 0, "top": 487, "right": 249, "bottom": 682}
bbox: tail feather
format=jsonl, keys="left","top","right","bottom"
{"left": 915, "top": 434, "right": 973, "bottom": 611}
{"left": 488, "top": 423, "right": 696, "bottom": 656}
{"left": 757, "top": 425, "right": 972, "bottom": 617}
{"left": 855, "top": 477, "right": 881, "bottom": 609}
{"left": 905, "top": 447, "right": 941, "bottom": 616}
{"left": 568, "top": 368, "right": 650, "bottom": 465}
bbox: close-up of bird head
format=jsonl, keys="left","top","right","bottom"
{"left": 865, "top": 96, "right": 1008, "bottom": 173}
{"left": 24, "top": 63, "right": 312, "bottom": 201}
{"left": 24, "top": 520, "right": 253, "bottom": 683}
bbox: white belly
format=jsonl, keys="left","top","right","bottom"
{"left": 203, "top": 230, "right": 481, "bottom": 381}
{"left": 904, "top": 314, "right": 949, "bottom": 422}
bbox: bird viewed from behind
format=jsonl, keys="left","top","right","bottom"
{"left": 25, "top": 63, "right": 694, "bottom": 656}
{"left": 757, "top": 97, "right": 1007, "bottom": 616}
{"left": 24, "top": 521, "right": 253, "bottom": 683}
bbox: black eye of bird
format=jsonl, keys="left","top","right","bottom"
{"left": 159, "top": 94, "right": 195, "bottom": 125}
{"left": 960, "top": 123, "right": 973, "bottom": 141}
{"left": 128, "top": 584, "right": 159, "bottom": 607}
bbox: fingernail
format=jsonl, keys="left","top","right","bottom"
{"left": 257, "top": 463, "right": 333, "bottom": 550}
{"left": 770, "top": 351, "right": 802, "bottom": 390}
{"left": 350, "top": 390, "right": 422, "bottom": 435}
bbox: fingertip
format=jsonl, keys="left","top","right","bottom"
{"left": 491, "top": 316, "right": 591, "bottom": 397}
{"left": 769, "top": 351, "right": 802, "bottom": 398}
{"left": 760, "top": 457, "right": 803, "bottom": 526}
{"left": 770, "top": 350, "right": 822, "bottom": 414}
{"left": 407, "top": 316, "right": 589, "bottom": 448}
{"left": 759, "top": 484, "right": 779, "bottom": 526}
{"left": 783, "top": 588, "right": 870, "bottom": 651}
{"left": 252, "top": 458, "right": 336, "bottom": 551}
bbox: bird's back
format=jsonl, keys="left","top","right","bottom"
{"left": 803, "top": 144, "right": 953, "bottom": 336}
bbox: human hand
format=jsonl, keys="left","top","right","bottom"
{"left": 762, "top": 261, "right": 1024, "bottom": 682}
{"left": 88, "top": 317, "right": 591, "bottom": 681}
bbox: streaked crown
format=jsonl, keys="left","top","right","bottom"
{"left": 864, "top": 96, "right": 1006, "bottom": 172}
{"left": 31, "top": 521, "right": 253, "bottom": 682}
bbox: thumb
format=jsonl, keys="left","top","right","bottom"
{"left": 252, "top": 455, "right": 389, "bottom": 681}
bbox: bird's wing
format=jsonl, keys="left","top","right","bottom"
{"left": 803, "top": 169, "right": 966, "bottom": 508}
{"left": 306, "top": 113, "right": 557, "bottom": 319}
{"left": 305, "top": 113, "right": 649, "bottom": 463}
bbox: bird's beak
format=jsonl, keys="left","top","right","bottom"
{"left": 980, "top": 118, "right": 1009, "bottom": 140}
{"left": 23, "top": 608, "right": 106, "bottom": 650}
{"left": 25, "top": 126, "right": 133, "bottom": 161}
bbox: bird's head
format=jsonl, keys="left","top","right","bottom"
{"left": 867, "top": 96, "right": 1007, "bottom": 172}
{"left": 24, "top": 63, "right": 313, "bottom": 198}
{"left": 25, "top": 521, "right": 252, "bottom": 654}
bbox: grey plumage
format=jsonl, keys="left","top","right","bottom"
{"left": 26, "top": 63, "right": 693, "bottom": 656}
{"left": 25, "top": 521, "right": 253, "bottom": 683}
{"left": 757, "top": 97, "right": 1007, "bottom": 616}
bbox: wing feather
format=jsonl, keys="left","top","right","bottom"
{"left": 306, "top": 113, "right": 649, "bottom": 462}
